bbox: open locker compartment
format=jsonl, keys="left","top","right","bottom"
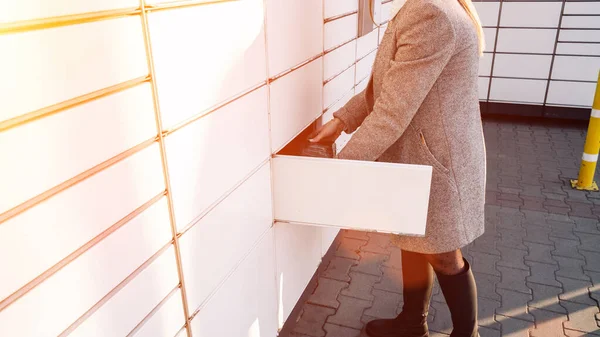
{"left": 273, "top": 122, "right": 433, "bottom": 236}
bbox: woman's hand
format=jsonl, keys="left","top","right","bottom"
{"left": 308, "top": 118, "right": 345, "bottom": 143}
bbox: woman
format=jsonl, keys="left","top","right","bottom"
{"left": 309, "top": 0, "right": 486, "bottom": 336}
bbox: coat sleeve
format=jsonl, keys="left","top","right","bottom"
{"left": 337, "top": 3, "right": 456, "bottom": 162}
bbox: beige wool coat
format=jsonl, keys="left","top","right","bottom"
{"left": 334, "top": 0, "right": 486, "bottom": 254}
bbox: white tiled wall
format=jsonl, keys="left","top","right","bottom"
{"left": 132, "top": 289, "right": 185, "bottom": 337}
{"left": 0, "top": 0, "right": 139, "bottom": 22}
{"left": 0, "top": 84, "right": 157, "bottom": 215}
{"left": 324, "top": 0, "right": 359, "bottom": 19}
{"left": 499, "top": 2, "right": 562, "bottom": 28}
{"left": 166, "top": 87, "right": 271, "bottom": 228}
{"left": 356, "top": 76, "right": 371, "bottom": 93}
{"left": 552, "top": 56, "right": 600, "bottom": 82}
{"left": 357, "top": 29, "right": 379, "bottom": 59}
{"left": 496, "top": 28, "right": 557, "bottom": 54}
{"left": 490, "top": 78, "right": 548, "bottom": 104}
{"left": 478, "top": 77, "right": 491, "bottom": 100}
{"left": 482, "top": 28, "right": 497, "bottom": 53}
{"left": 564, "top": 1, "right": 600, "bottom": 15}
{"left": 69, "top": 246, "right": 181, "bottom": 337}
{"left": 270, "top": 59, "right": 324, "bottom": 152}
{"left": 324, "top": 66, "right": 356, "bottom": 109}
{"left": 323, "top": 89, "right": 355, "bottom": 123}
{"left": 148, "top": 0, "right": 267, "bottom": 128}
{"left": 379, "top": 0, "right": 394, "bottom": 23}
{"left": 479, "top": 52, "right": 494, "bottom": 76}
{"left": 0, "top": 145, "right": 165, "bottom": 302}
{"left": 265, "top": 0, "right": 323, "bottom": 76}
{"left": 3, "top": 0, "right": 595, "bottom": 335}
{"left": 0, "top": 17, "right": 148, "bottom": 122}
{"left": 556, "top": 42, "right": 600, "bottom": 57}
{"left": 179, "top": 163, "right": 273, "bottom": 311}
{"left": 275, "top": 222, "right": 322, "bottom": 326}
{"left": 190, "top": 229, "right": 278, "bottom": 337}
{"left": 324, "top": 40, "right": 356, "bottom": 80}
{"left": 493, "top": 54, "right": 553, "bottom": 79}
{"left": 324, "top": 13, "right": 358, "bottom": 51}
{"left": 0, "top": 0, "right": 382, "bottom": 335}
{"left": 561, "top": 16, "right": 600, "bottom": 29}
{"left": 473, "top": 2, "right": 500, "bottom": 27}
{"left": 0, "top": 221, "right": 177, "bottom": 336}
{"left": 475, "top": 0, "right": 600, "bottom": 112}
{"left": 356, "top": 50, "right": 377, "bottom": 84}
{"left": 547, "top": 80, "right": 596, "bottom": 107}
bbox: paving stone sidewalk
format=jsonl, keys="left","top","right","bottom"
{"left": 286, "top": 119, "right": 600, "bottom": 337}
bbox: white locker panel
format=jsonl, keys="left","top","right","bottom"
{"left": 380, "top": 0, "right": 394, "bottom": 23}
{"left": 322, "top": 89, "right": 355, "bottom": 122}
{"left": 270, "top": 58, "right": 323, "bottom": 152}
{"left": 148, "top": 0, "right": 267, "bottom": 128}
{"left": 356, "top": 50, "right": 377, "bottom": 85}
{"left": 489, "top": 78, "right": 547, "bottom": 104}
{"left": 0, "top": 0, "right": 138, "bottom": 25}
{"left": 357, "top": 29, "right": 379, "bottom": 60}
{"left": 479, "top": 53, "right": 493, "bottom": 77}
{"left": 324, "top": 14, "right": 358, "bottom": 51}
{"left": 0, "top": 144, "right": 165, "bottom": 303}
{"left": 191, "top": 230, "right": 278, "bottom": 337}
{"left": 478, "top": 77, "right": 490, "bottom": 101}
{"left": 0, "top": 206, "right": 175, "bottom": 337}
{"left": 179, "top": 163, "right": 273, "bottom": 312}
{"left": 69, "top": 245, "right": 180, "bottom": 337}
{"left": 560, "top": 30, "right": 600, "bottom": 43}
{"left": 564, "top": 2, "right": 600, "bottom": 15}
{"left": 322, "top": 228, "right": 341, "bottom": 257}
{"left": 492, "top": 54, "right": 553, "bottom": 79}
{"left": 275, "top": 222, "right": 322, "bottom": 326}
{"left": 133, "top": 290, "right": 185, "bottom": 337}
{"left": 547, "top": 81, "right": 596, "bottom": 107}
{"left": 356, "top": 76, "right": 370, "bottom": 93}
{"left": 324, "top": 0, "right": 359, "bottom": 19}
{"left": 166, "top": 87, "right": 270, "bottom": 229}
{"left": 496, "top": 28, "right": 556, "bottom": 54}
{"left": 272, "top": 156, "right": 432, "bottom": 235}
{"left": 483, "top": 28, "right": 497, "bottom": 53}
{"left": 500, "top": 2, "right": 562, "bottom": 28}
{"left": 0, "top": 84, "right": 156, "bottom": 216}
{"left": 0, "top": 17, "right": 148, "bottom": 123}
{"left": 556, "top": 43, "right": 600, "bottom": 56}
{"left": 266, "top": 0, "right": 323, "bottom": 76}
{"left": 552, "top": 56, "right": 600, "bottom": 82}
{"left": 324, "top": 40, "right": 357, "bottom": 80}
{"left": 561, "top": 16, "right": 600, "bottom": 29}
{"left": 473, "top": 2, "right": 500, "bottom": 27}
{"left": 175, "top": 327, "right": 187, "bottom": 337}
{"left": 146, "top": 0, "right": 202, "bottom": 3}
{"left": 324, "top": 66, "right": 356, "bottom": 109}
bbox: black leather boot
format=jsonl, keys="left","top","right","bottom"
{"left": 365, "top": 250, "right": 433, "bottom": 337}
{"left": 436, "top": 259, "right": 478, "bottom": 337}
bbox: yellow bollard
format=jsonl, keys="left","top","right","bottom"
{"left": 571, "top": 71, "right": 600, "bottom": 191}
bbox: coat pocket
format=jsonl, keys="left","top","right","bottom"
{"left": 417, "top": 129, "right": 450, "bottom": 175}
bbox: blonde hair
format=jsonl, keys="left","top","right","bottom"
{"left": 457, "top": 0, "right": 486, "bottom": 55}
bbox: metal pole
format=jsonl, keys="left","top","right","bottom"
{"left": 571, "top": 71, "right": 600, "bottom": 191}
